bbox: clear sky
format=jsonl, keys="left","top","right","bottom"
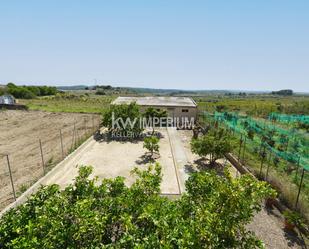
{"left": 0, "top": 0, "right": 308, "bottom": 91}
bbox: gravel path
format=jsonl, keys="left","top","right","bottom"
{"left": 177, "top": 129, "right": 307, "bottom": 249}
{"left": 247, "top": 206, "right": 306, "bottom": 249}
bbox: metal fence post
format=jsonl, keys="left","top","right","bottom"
{"left": 238, "top": 135, "right": 243, "bottom": 162}
{"left": 75, "top": 123, "right": 78, "bottom": 145}
{"left": 75, "top": 122, "right": 79, "bottom": 145}
{"left": 295, "top": 168, "right": 305, "bottom": 209}
{"left": 84, "top": 118, "right": 87, "bottom": 138}
{"left": 97, "top": 116, "right": 100, "bottom": 130}
{"left": 6, "top": 155, "right": 16, "bottom": 201}
{"left": 71, "top": 122, "right": 76, "bottom": 150}
{"left": 39, "top": 139, "right": 46, "bottom": 175}
{"left": 60, "top": 129, "right": 64, "bottom": 159}
{"left": 259, "top": 146, "right": 266, "bottom": 177}
{"left": 242, "top": 136, "right": 247, "bottom": 162}
{"left": 87, "top": 117, "right": 90, "bottom": 136}
{"left": 294, "top": 156, "right": 301, "bottom": 181}
{"left": 265, "top": 152, "right": 272, "bottom": 181}
{"left": 92, "top": 115, "right": 95, "bottom": 132}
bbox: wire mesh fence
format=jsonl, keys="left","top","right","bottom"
{"left": 0, "top": 115, "right": 101, "bottom": 211}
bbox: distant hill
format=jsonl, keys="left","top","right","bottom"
{"left": 107, "top": 87, "right": 273, "bottom": 96}
{"left": 57, "top": 85, "right": 89, "bottom": 90}
{"left": 56, "top": 85, "right": 271, "bottom": 95}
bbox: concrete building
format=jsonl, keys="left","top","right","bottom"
{"left": 112, "top": 96, "right": 197, "bottom": 126}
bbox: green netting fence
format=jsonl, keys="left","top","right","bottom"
{"left": 269, "top": 112, "right": 309, "bottom": 125}
{"left": 203, "top": 112, "right": 309, "bottom": 171}
{"left": 201, "top": 111, "right": 309, "bottom": 211}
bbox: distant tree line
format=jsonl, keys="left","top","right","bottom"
{"left": 1, "top": 83, "right": 58, "bottom": 99}
{"left": 271, "top": 89, "right": 293, "bottom": 96}
{"left": 87, "top": 85, "right": 113, "bottom": 95}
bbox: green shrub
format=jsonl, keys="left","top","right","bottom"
{"left": 102, "top": 102, "right": 143, "bottom": 136}
{"left": 191, "top": 128, "right": 235, "bottom": 165}
{"left": 143, "top": 136, "right": 159, "bottom": 157}
{"left": 0, "top": 165, "right": 275, "bottom": 248}
{"left": 143, "top": 107, "right": 167, "bottom": 134}
{"left": 95, "top": 89, "right": 106, "bottom": 95}
{"left": 7, "top": 85, "right": 35, "bottom": 99}
{"left": 6, "top": 83, "right": 58, "bottom": 99}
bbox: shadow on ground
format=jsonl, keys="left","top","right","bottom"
{"left": 193, "top": 158, "right": 226, "bottom": 176}
{"left": 283, "top": 227, "right": 307, "bottom": 248}
{"left": 93, "top": 130, "right": 165, "bottom": 144}
{"left": 135, "top": 153, "right": 160, "bottom": 165}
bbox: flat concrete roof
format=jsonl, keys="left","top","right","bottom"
{"left": 112, "top": 96, "right": 197, "bottom": 107}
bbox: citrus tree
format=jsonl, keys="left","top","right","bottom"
{"left": 191, "top": 128, "right": 235, "bottom": 165}
{"left": 0, "top": 165, "right": 275, "bottom": 248}
{"left": 102, "top": 102, "right": 143, "bottom": 137}
{"left": 143, "top": 107, "right": 167, "bottom": 134}
{"left": 143, "top": 135, "right": 159, "bottom": 158}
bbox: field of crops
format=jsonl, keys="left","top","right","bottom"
{"left": 19, "top": 94, "right": 115, "bottom": 113}
{"left": 196, "top": 95, "right": 309, "bottom": 117}
{"left": 201, "top": 111, "right": 309, "bottom": 220}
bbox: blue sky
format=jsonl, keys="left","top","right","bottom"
{"left": 0, "top": 0, "right": 308, "bottom": 91}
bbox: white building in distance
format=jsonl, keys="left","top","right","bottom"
{"left": 112, "top": 96, "right": 197, "bottom": 125}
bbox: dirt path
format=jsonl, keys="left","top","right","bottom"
{"left": 247, "top": 207, "right": 305, "bottom": 248}
{"left": 0, "top": 110, "right": 100, "bottom": 210}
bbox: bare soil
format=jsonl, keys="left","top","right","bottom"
{"left": 0, "top": 110, "right": 100, "bottom": 210}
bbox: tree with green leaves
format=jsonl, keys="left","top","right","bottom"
{"left": 191, "top": 128, "right": 235, "bottom": 165}
{"left": 7, "top": 84, "right": 35, "bottom": 99}
{"left": 143, "top": 135, "right": 159, "bottom": 158}
{"left": 5, "top": 83, "right": 57, "bottom": 99}
{"left": 102, "top": 102, "right": 143, "bottom": 137}
{"left": 0, "top": 164, "right": 275, "bottom": 248}
{"left": 143, "top": 107, "right": 167, "bottom": 134}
